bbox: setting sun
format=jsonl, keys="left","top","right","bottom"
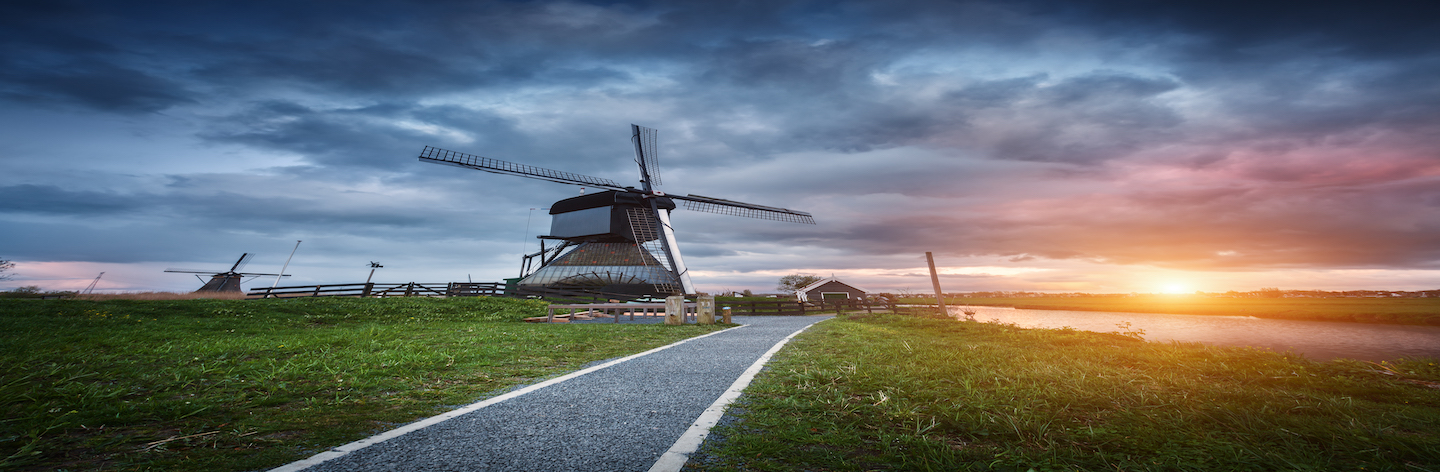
{"left": 1161, "top": 283, "right": 1189, "bottom": 294}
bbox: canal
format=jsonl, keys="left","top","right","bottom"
{"left": 951, "top": 305, "right": 1440, "bottom": 362}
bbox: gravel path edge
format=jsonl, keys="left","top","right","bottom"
{"left": 267, "top": 324, "right": 747, "bottom": 472}
{"left": 646, "top": 319, "right": 824, "bottom": 472}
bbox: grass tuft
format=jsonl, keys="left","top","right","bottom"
{"left": 692, "top": 314, "right": 1440, "bottom": 471}
{"left": 72, "top": 291, "right": 249, "bottom": 301}
{"left": 1, "top": 297, "right": 726, "bottom": 471}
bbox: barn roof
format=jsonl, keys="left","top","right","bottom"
{"left": 797, "top": 277, "right": 871, "bottom": 295}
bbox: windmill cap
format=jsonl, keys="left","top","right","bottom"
{"left": 549, "top": 190, "right": 675, "bottom": 214}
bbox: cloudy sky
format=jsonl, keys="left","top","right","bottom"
{"left": 3, "top": 0, "right": 1439, "bottom": 295}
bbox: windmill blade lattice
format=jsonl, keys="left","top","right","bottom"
{"left": 674, "top": 194, "right": 816, "bottom": 224}
{"left": 231, "top": 253, "right": 253, "bottom": 272}
{"left": 626, "top": 207, "right": 679, "bottom": 294}
{"left": 632, "top": 125, "right": 661, "bottom": 186}
{"left": 419, "top": 146, "right": 625, "bottom": 190}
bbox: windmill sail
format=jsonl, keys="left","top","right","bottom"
{"left": 632, "top": 125, "right": 661, "bottom": 186}
{"left": 419, "top": 146, "right": 625, "bottom": 190}
{"left": 672, "top": 194, "right": 816, "bottom": 224}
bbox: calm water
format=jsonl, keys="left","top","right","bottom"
{"left": 950, "top": 305, "right": 1440, "bottom": 362}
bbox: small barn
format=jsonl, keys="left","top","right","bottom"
{"left": 796, "top": 277, "right": 869, "bottom": 302}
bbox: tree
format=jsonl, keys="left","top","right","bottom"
{"left": 0, "top": 259, "right": 13, "bottom": 281}
{"left": 777, "top": 274, "right": 824, "bottom": 294}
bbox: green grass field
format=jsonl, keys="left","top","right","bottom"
{"left": 944, "top": 296, "right": 1440, "bottom": 325}
{"left": 0, "top": 297, "right": 726, "bottom": 471}
{"left": 691, "top": 314, "right": 1440, "bottom": 471}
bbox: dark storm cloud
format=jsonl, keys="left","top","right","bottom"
{"left": 200, "top": 101, "right": 433, "bottom": 168}
{"left": 1037, "top": 0, "right": 1440, "bottom": 59}
{"left": 0, "top": 184, "right": 143, "bottom": 214}
{"left": 0, "top": 181, "right": 436, "bottom": 231}
{"left": 198, "top": 99, "right": 646, "bottom": 177}
{"left": 0, "top": 1, "right": 195, "bottom": 113}
{"left": 0, "top": 60, "right": 195, "bottom": 113}
{"left": 4, "top": 0, "right": 1440, "bottom": 287}
{"left": 945, "top": 73, "right": 1184, "bottom": 163}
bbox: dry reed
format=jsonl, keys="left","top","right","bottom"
{"left": 74, "top": 291, "right": 247, "bottom": 300}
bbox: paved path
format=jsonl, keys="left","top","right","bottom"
{"left": 274, "top": 315, "right": 831, "bottom": 472}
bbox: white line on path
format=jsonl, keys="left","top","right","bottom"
{"left": 647, "top": 319, "right": 827, "bottom": 472}
{"left": 268, "top": 324, "right": 747, "bottom": 472}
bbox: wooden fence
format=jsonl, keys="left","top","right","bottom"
{"left": 247, "top": 282, "right": 659, "bottom": 303}
{"left": 723, "top": 298, "right": 894, "bottom": 316}
{"left": 246, "top": 282, "right": 507, "bottom": 299}
{"left": 246, "top": 283, "right": 906, "bottom": 318}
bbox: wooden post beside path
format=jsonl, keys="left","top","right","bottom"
{"left": 665, "top": 295, "right": 685, "bottom": 325}
{"left": 697, "top": 296, "right": 715, "bottom": 324}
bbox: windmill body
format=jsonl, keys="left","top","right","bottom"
{"left": 418, "top": 125, "right": 814, "bottom": 297}
{"left": 520, "top": 190, "right": 683, "bottom": 295}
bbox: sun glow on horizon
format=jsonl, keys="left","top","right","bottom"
{"left": 1161, "top": 283, "right": 1189, "bottom": 294}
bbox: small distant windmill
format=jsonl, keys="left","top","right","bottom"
{"left": 418, "top": 124, "right": 815, "bottom": 296}
{"left": 366, "top": 261, "right": 383, "bottom": 283}
{"left": 165, "top": 253, "right": 287, "bottom": 293}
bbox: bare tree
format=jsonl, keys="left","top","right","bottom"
{"left": 0, "top": 259, "right": 14, "bottom": 281}
{"left": 777, "top": 274, "right": 824, "bottom": 295}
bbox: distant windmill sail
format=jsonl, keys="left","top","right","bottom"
{"left": 416, "top": 124, "right": 814, "bottom": 297}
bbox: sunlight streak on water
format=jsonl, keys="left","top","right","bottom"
{"left": 951, "top": 305, "right": 1440, "bottom": 362}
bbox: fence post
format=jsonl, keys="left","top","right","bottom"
{"left": 723, "top": 306, "right": 732, "bottom": 323}
{"left": 665, "top": 295, "right": 685, "bottom": 325}
{"left": 799, "top": 301, "right": 806, "bottom": 315}
{"left": 404, "top": 283, "right": 415, "bottom": 297}
{"left": 362, "top": 283, "right": 373, "bottom": 298}
{"left": 697, "top": 295, "right": 715, "bottom": 324}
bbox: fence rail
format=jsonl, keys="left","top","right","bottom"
{"left": 723, "top": 298, "right": 894, "bottom": 315}
{"left": 246, "top": 284, "right": 905, "bottom": 318}
{"left": 246, "top": 282, "right": 508, "bottom": 299}
{"left": 247, "top": 282, "right": 664, "bottom": 302}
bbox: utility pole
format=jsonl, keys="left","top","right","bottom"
{"left": 926, "top": 252, "right": 949, "bottom": 318}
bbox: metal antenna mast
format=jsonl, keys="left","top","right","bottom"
{"left": 83, "top": 272, "right": 104, "bottom": 295}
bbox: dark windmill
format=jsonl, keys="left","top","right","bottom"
{"left": 164, "top": 253, "right": 288, "bottom": 293}
{"left": 418, "top": 125, "right": 815, "bottom": 297}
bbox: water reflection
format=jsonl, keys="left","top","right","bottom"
{"left": 951, "top": 305, "right": 1440, "bottom": 362}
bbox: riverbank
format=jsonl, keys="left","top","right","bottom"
{"left": 0, "top": 298, "right": 727, "bottom": 471}
{"left": 945, "top": 296, "right": 1440, "bottom": 326}
{"left": 693, "top": 314, "right": 1440, "bottom": 470}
